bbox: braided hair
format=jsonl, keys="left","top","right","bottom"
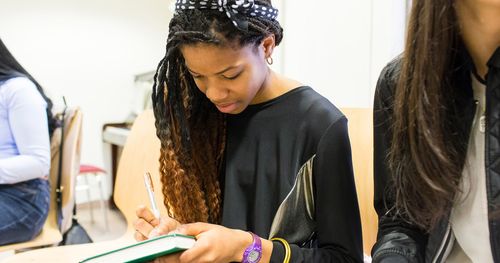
{"left": 152, "top": 0, "right": 283, "bottom": 224}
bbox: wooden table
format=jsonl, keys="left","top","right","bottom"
{"left": 3, "top": 236, "right": 135, "bottom": 263}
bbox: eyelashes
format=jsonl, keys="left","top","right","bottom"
{"left": 223, "top": 72, "right": 242, "bottom": 80}
{"left": 191, "top": 74, "right": 202, "bottom": 79}
{"left": 190, "top": 71, "right": 242, "bottom": 80}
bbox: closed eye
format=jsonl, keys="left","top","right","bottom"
{"left": 223, "top": 72, "right": 242, "bottom": 80}
{"left": 190, "top": 73, "right": 203, "bottom": 79}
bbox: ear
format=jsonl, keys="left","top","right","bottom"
{"left": 260, "top": 34, "right": 276, "bottom": 59}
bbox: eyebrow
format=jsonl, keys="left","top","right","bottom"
{"left": 186, "top": 65, "right": 239, "bottom": 76}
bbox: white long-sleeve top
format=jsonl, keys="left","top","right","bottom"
{"left": 0, "top": 77, "right": 50, "bottom": 184}
{"left": 446, "top": 75, "right": 494, "bottom": 263}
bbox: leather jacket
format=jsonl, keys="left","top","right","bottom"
{"left": 371, "top": 44, "right": 500, "bottom": 262}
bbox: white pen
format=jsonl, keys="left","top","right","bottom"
{"left": 143, "top": 172, "right": 161, "bottom": 219}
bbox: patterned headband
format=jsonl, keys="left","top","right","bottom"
{"left": 175, "top": 0, "right": 279, "bottom": 31}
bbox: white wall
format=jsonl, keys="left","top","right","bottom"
{"left": 370, "top": 0, "right": 408, "bottom": 97}
{"left": 277, "top": 0, "right": 407, "bottom": 108}
{"left": 0, "top": 0, "right": 408, "bottom": 201}
{"left": 0, "top": 0, "right": 171, "bottom": 171}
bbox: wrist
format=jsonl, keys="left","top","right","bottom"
{"left": 233, "top": 230, "right": 254, "bottom": 262}
{"left": 241, "top": 232, "right": 262, "bottom": 263}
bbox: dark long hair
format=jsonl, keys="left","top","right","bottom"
{"left": 389, "top": 0, "right": 469, "bottom": 229}
{"left": 152, "top": 0, "right": 283, "bottom": 224}
{"left": 0, "top": 38, "right": 57, "bottom": 137}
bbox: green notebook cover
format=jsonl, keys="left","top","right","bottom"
{"left": 79, "top": 234, "right": 195, "bottom": 263}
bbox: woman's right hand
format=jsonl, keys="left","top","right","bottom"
{"left": 134, "top": 205, "right": 181, "bottom": 241}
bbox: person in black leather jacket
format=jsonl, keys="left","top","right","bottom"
{"left": 371, "top": 0, "right": 500, "bottom": 262}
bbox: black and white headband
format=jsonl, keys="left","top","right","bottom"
{"left": 175, "top": 0, "right": 279, "bottom": 31}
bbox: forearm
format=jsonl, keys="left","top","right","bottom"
{"left": 0, "top": 154, "right": 49, "bottom": 184}
{"left": 372, "top": 231, "right": 421, "bottom": 263}
{"left": 269, "top": 242, "right": 362, "bottom": 263}
{"left": 230, "top": 231, "right": 357, "bottom": 263}
{"left": 372, "top": 213, "right": 428, "bottom": 263}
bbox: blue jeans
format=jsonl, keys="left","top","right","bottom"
{"left": 0, "top": 178, "right": 50, "bottom": 245}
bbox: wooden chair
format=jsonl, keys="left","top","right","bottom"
{"left": 0, "top": 108, "right": 83, "bottom": 253}
{"left": 59, "top": 108, "right": 84, "bottom": 234}
{"left": 2, "top": 110, "right": 163, "bottom": 262}
{"left": 112, "top": 110, "right": 167, "bottom": 229}
{"left": 341, "top": 108, "right": 377, "bottom": 255}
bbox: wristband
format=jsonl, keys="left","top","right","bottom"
{"left": 242, "top": 232, "right": 262, "bottom": 263}
{"left": 270, "top": 237, "right": 291, "bottom": 263}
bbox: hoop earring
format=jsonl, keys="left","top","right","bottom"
{"left": 266, "top": 56, "right": 274, "bottom": 65}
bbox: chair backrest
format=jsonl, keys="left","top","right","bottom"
{"left": 50, "top": 108, "right": 83, "bottom": 233}
{"left": 341, "top": 108, "right": 377, "bottom": 254}
{"left": 113, "top": 110, "right": 166, "bottom": 232}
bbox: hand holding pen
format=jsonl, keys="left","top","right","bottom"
{"left": 134, "top": 172, "right": 181, "bottom": 241}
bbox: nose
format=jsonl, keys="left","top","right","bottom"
{"left": 205, "top": 84, "right": 229, "bottom": 103}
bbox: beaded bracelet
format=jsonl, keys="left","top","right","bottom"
{"left": 270, "top": 237, "right": 291, "bottom": 263}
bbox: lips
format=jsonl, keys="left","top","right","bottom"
{"left": 214, "top": 102, "right": 238, "bottom": 113}
{"left": 215, "top": 102, "right": 235, "bottom": 108}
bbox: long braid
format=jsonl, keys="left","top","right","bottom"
{"left": 152, "top": 0, "right": 283, "bottom": 224}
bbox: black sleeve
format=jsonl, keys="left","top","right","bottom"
{"left": 371, "top": 60, "right": 427, "bottom": 263}
{"left": 270, "top": 117, "right": 363, "bottom": 263}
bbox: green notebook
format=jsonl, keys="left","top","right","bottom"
{"left": 79, "top": 234, "right": 196, "bottom": 263}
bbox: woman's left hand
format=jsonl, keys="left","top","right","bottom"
{"left": 154, "top": 223, "right": 253, "bottom": 263}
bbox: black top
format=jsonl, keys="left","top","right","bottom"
{"left": 220, "top": 86, "right": 363, "bottom": 262}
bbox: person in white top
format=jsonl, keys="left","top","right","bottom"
{"left": 0, "top": 38, "right": 57, "bottom": 245}
{"left": 371, "top": 0, "right": 500, "bottom": 262}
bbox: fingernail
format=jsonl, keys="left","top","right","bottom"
{"left": 148, "top": 229, "right": 159, "bottom": 238}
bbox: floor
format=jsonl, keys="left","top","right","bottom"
{"left": 0, "top": 200, "right": 127, "bottom": 262}
{"left": 74, "top": 201, "right": 128, "bottom": 242}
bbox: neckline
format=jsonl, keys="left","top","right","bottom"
{"left": 240, "top": 86, "right": 311, "bottom": 114}
{"left": 471, "top": 68, "right": 487, "bottom": 85}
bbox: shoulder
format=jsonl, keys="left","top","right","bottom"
{"left": 375, "top": 55, "right": 403, "bottom": 106}
{"left": 0, "top": 77, "right": 46, "bottom": 107}
{"left": 1, "top": 77, "right": 38, "bottom": 95}
{"left": 317, "top": 114, "right": 348, "bottom": 149}
{"left": 293, "top": 87, "right": 348, "bottom": 151}
{"left": 295, "top": 87, "right": 345, "bottom": 124}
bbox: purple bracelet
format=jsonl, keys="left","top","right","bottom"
{"left": 242, "top": 232, "right": 262, "bottom": 263}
